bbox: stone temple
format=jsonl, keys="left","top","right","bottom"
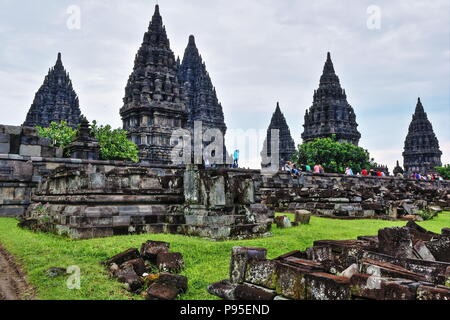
{"left": 178, "top": 35, "right": 229, "bottom": 164}
{"left": 302, "top": 52, "right": 361, "bottom": 146}
{"left": 403, "top": 98, "right": 442, "bottom": 174}
{"left": 120, "top": 5, "right": 188, "bottom": 164}
{"left": 23, "top": 53, "right": 83, "bottom": 128}
{"left": 261, "top": 103, "right": 296, "bottom": 169}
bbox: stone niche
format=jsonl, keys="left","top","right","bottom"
{"left": 22, "top": 164, "right": 274, "bottom": 240}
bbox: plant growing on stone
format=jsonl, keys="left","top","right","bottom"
{"left": 292, "top": 136, "right": 374, "bottom": 174}
{"left": 36, "top": 121, "right": 77, "bottom": 154}
{"left": 90, "top": 121, "right": 139, "bottom": 163}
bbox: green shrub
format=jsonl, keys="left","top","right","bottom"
{"left": 91, "top": 121, "right": 139, "bottom": 163}
{"left": 435, "top": 165, "right": 450, "bottom": 180}
{"left": 292, "top": 136, "right": 375, "bottom": 173}
{"left": 37, "top": 121, "right": 139, "bottom": 163}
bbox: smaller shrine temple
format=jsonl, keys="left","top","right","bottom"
{"left": 23, "top": 53, "right": 83, "bottom": 128}
{"left": 403, "top": 98, "right": 442, "bottom": 174}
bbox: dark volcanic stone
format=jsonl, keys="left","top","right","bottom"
{"left": 116, "top": 266, "right": 143, "bottom": 293}
{"left": 230, "top": 247, "right": 267, "bottom": 284}
{"left": 235, "top": 284, "right": 276, "bottom": 301}
{"left": 261, "top": 103, "right": 296, "bottom": 169}
{"left": 140, "top": 240, "right": 170, "bottom": 264}
{"left": 403, "top": 98, "right": 442, "bottom": 174}
{"left": 378, "top": 227, "right": 415, "bottom": 259}
{"left": 156, "top": 252, "right": 185, "bottom": 273}
{"left": 120, "top": 5, "right": 188, "bottom": 164}
{"left": 207, "top": 280, "right": 237, "bottom": 300}
{"left": 121, "top": 258, "right": 146, "bottom": 276}
{"left": 179, "top": 35, "right": 229, "bottom": 164}
{"left": 425, "top": 236, "right": 450, "bottom": 263}
{"left": 146, "top": 283, "right": 179, "bottom": 300}
{"left": 106, "top": 248, "right": 140, "bottom": 266}
{"left": 417, "top": 285, "right": 450, "bottom": 300}
{"left": 302, "top": 52, "right": 361, "bottom": 146}
{"left": 157, "top": 273, "right": 188, "bottom": 294}
{"left": 23, "top": 53, "right": 83, "bottom": 128}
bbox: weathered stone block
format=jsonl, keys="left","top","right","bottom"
{"left": 274, "top": 216, "right": 291, "bottom": 228}
{"left": 274, "top": 262, "right": 308, "bottom": 300}
{"left": 245, "top": 260, "right": 276, "bottom": 289}
{"left": 305, "top": 272, "right": 351, "bottom": 300}
{"left": 121, "top": 258, "right": 146, "bottom": 276}
{"left": 156, "top": 252, "right": 184, "bottom": 273}
{"left": 378, "top": 227, "right": 414, "bottom": 259}
{"left": 157, "top": 273, "right": 188, "bottom": 294}
{"left": 235, "top": 283, "right": 276, "bottom": 300}
{"left": 416, "top": 285, "right": 450, "bottom": 300}
{"left": 116, "top": 266, "right": 143, "bottom": 293}
{"left": 146, "top": 283, "right": 178, "bottom": 300}
{"left": 230, "top": 247, "right": 267, "bottom": 284}
{"left": 140, "top": 241, "right": 170, "bottom": 264}
{"left": 19, "top": 145, "right": 41, "bottom": 157}
{"left": 207, "top": 280, "right": 237, "bottom": 300}
{"left": 106, "top": 248, "right": 140, "bottom": 266}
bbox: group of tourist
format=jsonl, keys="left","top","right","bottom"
{"left": 407, "top": 172, "right": 444, "bottom": 181}
{"left": 283, "top": 161, "right": 325, "bottom": 177}
{"left": 282, "top": 163, "right": 445, "bottom": 181}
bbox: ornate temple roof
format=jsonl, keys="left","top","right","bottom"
{"left": 302, "top": 52, "right": 361, "bottom": 146}
{"left": 119, "top": 5, "right": 188, "bottom": 164}
{"left": 261, "top": 102, "right": 297, "bottom": 168}
{"left": 23, "top": 53, "right": 83, "bottom": 128}
{"left": 178, "top": 35, "right": 227, "bottom": 134}
{"left": 403, "top": 98, "right": 442, "bottom": 174}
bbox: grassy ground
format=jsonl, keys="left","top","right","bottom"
{"left": 0, "top": 213, "right": 448, "bottom": 300}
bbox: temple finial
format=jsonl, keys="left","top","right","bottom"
{"left": 189, "top": 35, "right": 196, "bottom": 45}
{"left": 54, "top": 52, "right": 64, "bottom": 69}
{"left": 323, "top": 52, "right": 335, "bottom": 74}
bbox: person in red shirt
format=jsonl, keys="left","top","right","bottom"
{"left": 377, "top": 171, "right": 383, "bottom": 177}
{"left": 361, "top": 169, "right": 368, "bottom": 176}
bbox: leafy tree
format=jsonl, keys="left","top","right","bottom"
{"left": 37, "top": 121, "right": 139, "bottom": 163}
{"left": 292, "top": 136, "right": 374, "bottom": 174}
{"left": 91, "top": 121, "right": 139, "bottom": 163}
{"left": 36, "top": 121, "right": 77, "bottom": 155}
{"left": 435, "top": 165, "right": 450, "bottom": 180}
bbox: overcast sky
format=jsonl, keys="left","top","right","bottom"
{"left": 0, "top": 0, "right": 448, "bottom": 170}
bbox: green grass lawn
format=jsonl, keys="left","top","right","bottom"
{"left": 0, "top": 213, "right": 448, "bottom": 300}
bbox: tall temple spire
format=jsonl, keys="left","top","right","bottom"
{"left": 302, "top": 52, "right": 361, "bottom": 145}
{"left": 120, "top": 4, "right": 188, "bottom": 164}
{"left": 23, "top": 53, "right": 83, "bottom": 128}
{"left": 178, "top": 35, "right": 229, "bottom": 164}
{"left": 261, "top": 103, "right": 296, "bottom": 169}
{"left": 403, "top": 98, "right": 442, "bottom": 174}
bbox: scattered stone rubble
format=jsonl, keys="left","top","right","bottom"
{"left": 105, "top": 241, "right": 187, "bottom": 300}
{"left": 260, "top": 172, "right": 450, "bottom": 220}
{"left": 208, "top": 222, "right": 450, "bottom": 300}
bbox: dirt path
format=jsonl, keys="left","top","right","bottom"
{"left": 0, "top": 245, "right": 36, "bottom": 300}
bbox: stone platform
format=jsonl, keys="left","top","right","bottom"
{"left": 22, "top": 164, "right": 274, "bottom": 240}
